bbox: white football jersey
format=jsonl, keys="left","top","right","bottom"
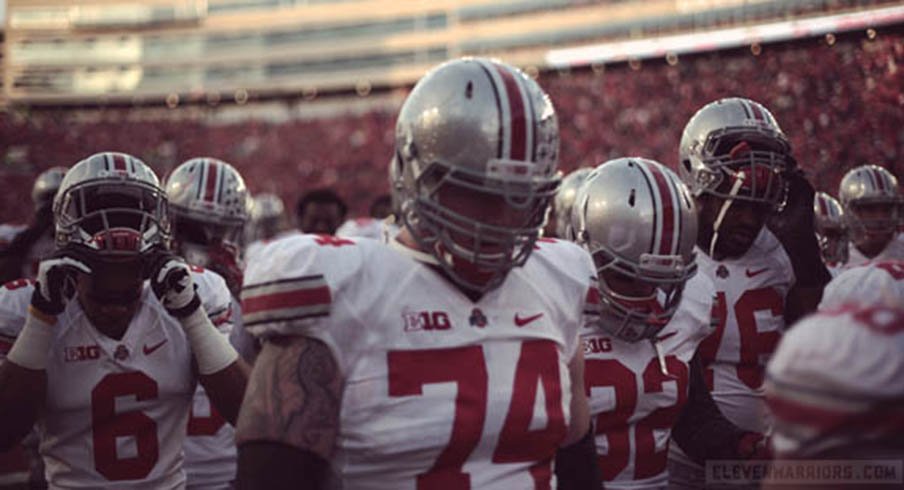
{"left": 826, "top": 263, "right": 845, "bottom": 279}
{"left": 183, "top": 296, "right": 240, "bottom": 489}
{"left": 0, "top": 268, "right": 232, "bottom": 489}
{"left": 845, "top": 232, "right": 904, "bottom": 268}
{"left": 244, "top": 230, "right": 301, "bottom": 266}
{"left": 766, "top": 305, "right": 904, "bottom": 458}
{"left": 335, "top": 217, "right": 384, "bottom": 240}
{"left": 0, "top": 224, "right": 55, "bottom": 280}
{"left": 687, "top": 227, "right": 794, "bottom": 434}
{"left": 582, "top": 272, "right": 714, "bottom": 489}
{"left": 242, "top": 234, "right": 595, "bottom": 490}
{"left": 821, "top": 260, "right": 904, "bottom": 310}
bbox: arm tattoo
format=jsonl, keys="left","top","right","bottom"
{"left": 236, "top": 336, "right": 342, "bottom": 460}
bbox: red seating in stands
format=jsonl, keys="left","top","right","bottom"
{"left": 0, "top": 33, "right": 900, "bottom": 224}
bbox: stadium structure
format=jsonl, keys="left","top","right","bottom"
{"left": 0, "top": 0, "right": 902, "bottom": 221}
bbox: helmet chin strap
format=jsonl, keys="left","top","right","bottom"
{"left": 709, "top": 170, "right": 747, "bottom": 257}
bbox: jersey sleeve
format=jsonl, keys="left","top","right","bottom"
{"left": 0, "top": 279, "right": 34, "bottom": 359}
{"left": 676, "top": 271, "right": 717, "bottom": 345}
{"left": 534, "top": 239, "right": 598, "bottom": 363}
{"left": 240, "top": 234, "right": 366, "bottom": 372}
{"left": 191, "top": 266, "right": 235, "bottom": 334}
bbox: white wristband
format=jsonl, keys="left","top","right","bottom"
{"left": 180, "top": 307, "right": 239, "bottom": 375}
{"left": 7, "top": 307, "right": 56, "bottom": 370}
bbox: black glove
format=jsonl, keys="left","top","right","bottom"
{"left": 767, "top": 169, "right": 831, "bottom": 288}
{"left": 31, "top": 250, "right": 92, "bottom": 316}
{"left": 148, "top": 253, "right": 201, "bottom": 318}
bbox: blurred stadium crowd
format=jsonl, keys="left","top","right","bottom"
{"left": 1, "top": 30, "right": 901, "bottom": 224}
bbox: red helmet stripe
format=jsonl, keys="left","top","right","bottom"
{"left": 749, "top": 101, "right": 765, "bottom": 122}
{"left": 646, "top": 162, "right": 677, "bottom": 255}
{"left": 872, "top": 167, "right": 887, "bottom": 192}
{"left": 204, "top": 160, "right": 219, "bottom": 202}
{"left": 495, "top": 66, "right": 528, "bottom": 161}
{"left": 112, "top": 154, "right": 127, "bottom": 171}
{"left": 817, "top": 194, "right": 828, "bottom": 217}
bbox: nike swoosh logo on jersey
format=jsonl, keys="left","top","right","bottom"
{"left": 655, "top": 331, "right": 678, "bottom": 343}
{"left": 745, "top": 267, "right": 769, "bottom": 278}
{"left": 514, "top": 313, "right": 544, "bottom": 327}
{"left": 143, "top": 339, "right": 168, "bottom": 356}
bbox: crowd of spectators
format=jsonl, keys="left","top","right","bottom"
{"left": 1, "top": 30, "right": 901, "bottom": 224}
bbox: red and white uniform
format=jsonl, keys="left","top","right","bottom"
{"left": 669, "top": 228, "right": 794, "bottom": 472}
{"left": 582, "top": 272, "right": 714, "bottom": 489}
{"left": 242, "top": 234, "right": 595, "bottom": 490}
{"left": 766, "top": 303, "right": 904, "bottom": 458}
{"left": 0, "top": 224, "right": 55, "bottom": 280}
{"left": 183, "top": 297, "right": 238, "bottom": 489}
{"left": 243, "top": 230, "right": 301, "bottom": 265}
{"left": 845, "top": 232, "right": 904, "bottom": 269}
{"left": 0, "top": 269, "right": 232, "bottom": 489}
{"left": 336, "top": 217, "right": 384, "bottom": 240}
{"left": 821, "top": 260, "right": 904, "bottom": 311}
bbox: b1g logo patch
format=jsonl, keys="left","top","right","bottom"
{"left": 403, "top": 311, "right": 452, "bottom": 332}
{"left": 64, "top": 344, "right": 101, "bottom": 362}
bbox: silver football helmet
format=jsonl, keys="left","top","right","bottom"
{"left": 32, "top": 166, "right": 68, "bottom": 209}
{"left": 393, "top": 57, "right": 560, "bottom": 292}
{"left": 838, "top": 164, "right": 901, "bottom": 235}
{"left": 679, "top": 97, "right": 792, "bottom": 256}
{"left": 813, "top": 191, "right": 848, "bottom": 266}
{"left": 250, "top": 193, "right": 285, "bottom": 223}
{"left": 388, "top": 152, "right": 404, "bottom": 218}
{"left": 572, "top": 157, "right": 698, "bottom": 342}
{"left": 247, "top": 192, "right": 286, "bottom": 242}
{"left": 553, "top": 167, "right": 593, "bottom": 239}
{"left": 165, "top": 157, "right": 248, "bottom": 266}
{"left": 53, "top": 152, "right": 169, "bottom": 258}
{"left": 679, "top": 97, "right": 791, "bottom": 207}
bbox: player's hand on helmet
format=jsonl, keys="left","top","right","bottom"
{"left": 148, "top": 252, "right": 201, "bottom": 318}
{"left": 768, "top": 168, "right": 815, "bottom": 236}
{"left": 31, "top": 250, "right": 92, "bottom": 317}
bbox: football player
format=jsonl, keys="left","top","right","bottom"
{"left": 571, "top": 158, "right": 768, "bottom": 489}
{"left": 165, "top": 157, "right": 250, "bottom": 489}
{"left": 0, "top": 152, "right": 249, "bottom": 488}
{"left": 766, "top": 261, "right": 904, "bottom": 464}
{"left": 813, "top": 191, "right": 848, "bottom": 275}
{"left": 0, "top": 167, "right": 66, "bottom": 489}
{"left": 668, "top": 98, "right": 830, "bottom": 487}
{"left": 236, "top": 58, "right": 600, "bottom": 489}
{"left": 0, "top": 167, "right": 67, "bottom": 283}
{"left": 294, "top": 188, "right": 347, "bottom": 235}
{"left": 838, "top": 165, "right": 903, "bottom": 267}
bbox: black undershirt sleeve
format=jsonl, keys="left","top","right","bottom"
{"left": 766, "top": 169, "right": 832, "bottom": 289}
{"left": 555, "top": 426, "right": 603, "bottom": 490}
{"left": 671, "top": 354, "right": 749, "bottom": 465}
{"left": 237, "top": 441, "right": 330, "bottom": 490}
